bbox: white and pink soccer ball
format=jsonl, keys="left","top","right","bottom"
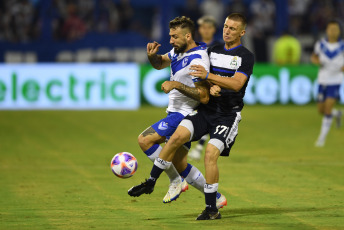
{"left": 111, "top": 152, "right": 138, "bottom": 178}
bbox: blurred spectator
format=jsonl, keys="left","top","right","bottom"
{"left": 226, "top": 0, "right": 247, "bottom": 15}
{"left": 179, "top": 0, "right": 202, "bottom": 26}
{"left": 249, "top": 0, "right": 275, "bottom": 62}
{"left": 118, "top": 0, "right": 134, "bottom": 31}
{"left": 200, "top": 0, "right": 225, "bottom": 28}
{"left": 94, "top": 0, "right": 120, "bottom": 33}
{"left": 1, "top": 0, "right": 39, "bottom": 42}
{"left": 288, "top": 0, "right": 311, "bottom": 35}
{"left": 272, "top": 31, "right": 301, "bottom": 65}
{"left": 197, "top": 15, "right": 222, "bottom": 47}
{"left": 61, "top": 3, "right": 86, "bottom": 41}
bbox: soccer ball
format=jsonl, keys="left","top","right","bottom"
{"left": 110, "top": 152, "right": 138, "bottom": 178}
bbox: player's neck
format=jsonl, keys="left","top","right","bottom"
{"left": 202, "top": 38, "right": 213, "bottom": 45}
{"left": 185, "top": 41, "right": 198, "bottom": 52}
{"left": 328, "top": 37, "right": 338, "bottom": 43}
{"left": 225, "top": 40, "right": 241, "bottom": 50}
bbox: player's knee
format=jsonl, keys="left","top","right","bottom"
{"left": 204, "top": 145, "right": 219, "bottom": 165}
{"left": 138, "top": 134, "right": 152, "bottom": 150}
{"left": 169, "top": 131, "right": 189, "bottom": 146}
{"left": 317, "top": 106, "right": 324, "bottom": 115}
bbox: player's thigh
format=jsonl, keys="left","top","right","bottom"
{"left": 168, "top": 125, "right": 192, "bottom": 145}
{"left": 180, "top": 111, "right": 208, "bottom": 142}
{"left": 172, "top": 146, "right": 189, "bottom": 173}
{"left": 208, "top": 112, "right": 242, "bottom": 157}
{"left": 138, "top": 126, "right": 166, "bottom": 145}
{"left": 317, "top": 102, "right": 325, "bottom": 114}
{"left": 323, "top": 98, "right": 337, "bottom": 115}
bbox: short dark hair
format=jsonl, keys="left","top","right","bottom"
{"left": 327, "top": 19, "right": 340, "bottom": 26}
{"left": 227, "top": 13, "right": 247, "bottom": 29}
{"left": 169, "top": 16, "right": 195, "bottom": 39}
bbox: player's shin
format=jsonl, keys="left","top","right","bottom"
{"left": 145, "top": 144, "right": 181, "bottom": 183}
{"left": 204, "top": 183, "right": 218, "bottom": 211}
{"left": 150, "top": 158, "right": 172, "bottom": 183}
{"left": 180, "top": 163, "right": 206, "bottom": 192}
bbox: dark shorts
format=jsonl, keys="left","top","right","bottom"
{"left": 317, "top": 84, "right": 341, "bottom": 102}
{"left": 151, "top": 112, "right": 191, "bottom": 149}
{"left": 180, "top": 110, "right": 242, "bottom": 156}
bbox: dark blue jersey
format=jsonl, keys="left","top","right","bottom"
{"left": 200, "top": 43, "right": 254, "bottom": 116}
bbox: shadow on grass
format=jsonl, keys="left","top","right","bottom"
{"left": 182, "top": 206, "right": 344, "bottom": 219}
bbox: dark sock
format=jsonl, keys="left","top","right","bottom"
{"left": 199, "top": 138, "right": 206, "bottom": 146}
{"left": 205, "top": 191, "right": 218, "bottom": 212}
{"left": 149, "top": 164, "right": 164, "bottom": 183}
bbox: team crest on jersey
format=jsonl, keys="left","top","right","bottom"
{"left": 229, "top": 56, "right": 240, "bottom": 69}
{"left": 182, "top": 57, "right": 189, "bottom": 67}
{"left": 158, "top": 121, "right": 168, "bottom": 130}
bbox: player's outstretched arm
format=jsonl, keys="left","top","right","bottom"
{"left": 161, "top": 80, "right": 210, "bottom": 104}
{"left": 189, "top": 65, "right": 247, "bottom": 92}
{"left": 147, "top": 41, "right": 171, "bottom": 70}
{"left": 310, "top": 53, "right": 321, "bottom": 65}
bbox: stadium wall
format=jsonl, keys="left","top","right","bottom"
{"left": 0, "top": 63, "right": 343, "bottom": 110}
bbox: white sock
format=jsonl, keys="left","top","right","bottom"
{"left": 318, "top": 115, "right": 333, "bottom": 141}
{"left": 146, "top": 145, "right": 162, "bottom": 162}
{"left": 147, "top": 147, "right": 181, "bottom": 183}
{"left": 184, "top": 165, "right": 206, "bottom": 193}
{"left": 332, "top": 109, "right": 339, "bottom": 117}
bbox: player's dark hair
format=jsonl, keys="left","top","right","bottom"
{"left": 227, "top": 13, "right": 247, "bottom": 29}
{"left": 327, "top": 19, "right": 343, "bottom": 38}
{"left": 169, "top": 16, "right": 195, "bottom": 39}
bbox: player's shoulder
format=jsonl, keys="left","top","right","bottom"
{"left": 238, "top": 45, "right": 254, "bottom": 58}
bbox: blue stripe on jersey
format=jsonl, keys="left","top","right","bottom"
{"left": 320, "top": 40, "right": 344, "bottom": 59}
{"left": 171, "top": 54, "right": 202, "bottom": 75}
{"left": 212, "top": 67, "right": 236, "bottom": 74}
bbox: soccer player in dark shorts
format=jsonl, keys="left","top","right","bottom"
{"left": 128, "top": 13, "right": 255, "bottom": 220}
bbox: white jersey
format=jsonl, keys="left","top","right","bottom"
{"left": 166, "top": 43, "right": 210, "bottom": 116}
{"left": 314, "top": 38, "right": 344, "bottom": 85}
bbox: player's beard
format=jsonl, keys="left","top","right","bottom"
{"left": 174, "top": 42, "right": 187, "bottom": 54}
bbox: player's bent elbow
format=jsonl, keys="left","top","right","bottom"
{"left": 199, "top": 91, "right": 209, "bottom": 104}
{"left": 200, "top": 95, "right": 209, "bottom": 104}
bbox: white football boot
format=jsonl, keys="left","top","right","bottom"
{"left": 163, "top": 178, "right": 188, "bottom": 203}
{"left": 216, "top": 192, "right": 227, "bottom": 209}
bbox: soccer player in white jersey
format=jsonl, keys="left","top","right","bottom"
{"left": 311, "top": 20, "right": 344, "bottom": 147}
{"left": 130, "top": 16, "right": 227, "bottom": 208}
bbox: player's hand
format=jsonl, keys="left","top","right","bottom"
{"left": 189, "top": 65, "right": 208, "bottom": 79}
{"left": 210, "top": 85, "right": 221, "bottom": 97}
{"left": 147, "top": 41, "right": 161, "bottom": 56}
{"left": 161, "top": 81, "right": 178, "bottom": 94}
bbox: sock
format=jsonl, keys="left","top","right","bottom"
{"left": 180, "top": 163, "right": 206, "bottom": 193}
{"left": 204, "top": 183, "right": 218, "bottom": 211}
{"left": 198, "top": 135, "right": 208, "bottom": 146}
{"left": 144, "top": 144, "right": 162, "bottom": 162}
{"left": 144, "top": 145, "right": 181, "bottom": 183}
{"left": 332, "top": 109, "right": 339, "bottom": 117}
{"left": 318, "top": 115, "right": 333, "bottom": 141}
{"left": 150, "top": 158, "right": 172, "bottom": 183}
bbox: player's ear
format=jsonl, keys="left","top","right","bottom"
{"left": 185, "top": 32, "right": 192, "bottom": 41}
{"left": 239, "top": 29, "right": 246, "bottom": 37}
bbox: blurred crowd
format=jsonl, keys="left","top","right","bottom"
{"left": 0, "top": 0, "right": 343, "bottom": 62}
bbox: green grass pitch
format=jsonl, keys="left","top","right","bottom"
{"left": 0, "top": 105, "right": 343, "bottom": 229}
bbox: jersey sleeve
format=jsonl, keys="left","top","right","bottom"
{"left": 167, "top": 48, "right": 175, "bottom": 60}
{"left": 314, "top": 41, "right": 320, "bottom": 55}
{"left": 189, "top": 53, "right": 210, "bottom": 83}
{"left": 236, "top": 53, "right": 254, "bottom": 78}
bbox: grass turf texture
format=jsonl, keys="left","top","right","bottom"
{"left": 0, "top": 105, "right": 343, "bottom": 230}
